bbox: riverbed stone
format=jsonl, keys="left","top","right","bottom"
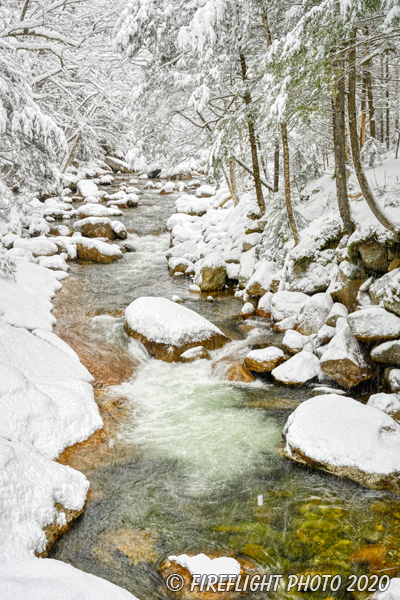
{"left": 382, "top": 271, "right": 400, "bottom": 317}
{"left": 348, "top": 307, "right": 400, "bottom": 342}
{"left": 296, "top": 293, "right": 333, "bottom": 336}
{"left": 124, "top": 297, "right": 228, "bottom": 362}
{"left": 213, "top": 358, "right": 256, "bottom": 382}
{"left": 77, "top": 179, "right": 98, "bottom": 198}
{"left": 168, "top": 257, "right": 193, "bottom": 276}
{"left": 244, "top": 347, "right": 284, "bottom": 373}
{"left": 367, "top": 393, "right": 400, "bottom": 419}
{"left": 271, "top": 351, "right": 321, "bottom": 385}
{"left": 104, "top": 155, "right": 131, "bottom": 173}
{"left": 194, "top": 252, "right": 227, "bottom": 292}
{"left": 283, "top": 394, "right": 400, "bottom": 492}
{"left": 320, "top": 322, "right": 374, "bottom": 388}
{"left": 371, "top": 341, "right": 400, "bottom": 365}
{"left": 385, "top": 368, "right": 400, "bottom": 393}
{"left": 369, "top": 269, "right": 400, "bottom": 305}
{"left": 73, "top": 217, "right": 115, "bottom": 240}
{"left": 256, "top": 292, "right": 273, "bottom": 318}
{"left": 270, "top": 291, "right": 308, "bottom": 322}
{"left": 75, "top": 238, "right": 123, "bottom": 263}
{"left": 282, "top": 330, "right": 312, "bottom": 355}
{"left": 325, "top": 302, "right": 348, "bottom": 326}
{"left": 329, "top": 260, "right": 368, "bottom": 311}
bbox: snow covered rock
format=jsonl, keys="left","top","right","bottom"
{"left": 246, "top": 261, "right": 277, "bottom": 297}
{"left": 176, "top": 194, "right": 210, "bottom": 216}
{"left": 37, "top": 254, "right": 69, "bottom": 272}
{"left": 329, "top": 260, "right": 368, "bottom": 311}
{"left": 111, "top": 220, "right": 128, "bottom": 240}
{"left": 169, "top": 553, "right": 240, "bottom": 579}
{"left": 296, "top": 293, "right": 333, "bottom": 336}
{"left": 124, "top": 297, "right": 228, "bottom": 361}
{"left": 373, "top": 577, "right": 400, "bottom": 600}
{"left": 168, "top": 257, "right": 193, "bottom": 276}
{"left": 13, "top": 236, "right": 58, "bottom": 258}
{"left": 271, "top": 291, "right": 308, "bottom": 322}
{"left": 99, "top": 173, "right": 114, "bottom": 185}
{"left": 283, "top": 395, "right": 400, "bottom": 491}
{"left": 320, "top": 323, "right": 373, "bottom": 388}
{"left": 77, "top": 203, "right": 114, "bottom": 219}
{"left": 367, "top": 393, "right": 400, "bottom": 418}
{"left": 73, "top": 217, "right": 115, "bottom": 240}
{"left": 240, "top": 302, "right": 255, "bottom": 317}
{"left": 165, "top": 240, "right": 200, "bottom": 263}
{"left": 282, "top": 330, "right": 313, "bottom": 355}
{"left": 75, "top": 238, "right": 123, "bottom": 263}
{"left": 77, "top": 179, "right": 98, "bottom": 198}
{"left": 386, "top": 369, "right": 400, "bottom": 393}
{"left": 104, "top": 155, "right": 131, "bottom": 173}
{"left": 0, "top": 558, "right": 139, "bottom": 600}
{"left": 316, "top": 324, "right": 336, "bottom": 346}
{"left": 369, "top": 269, "right": 399, "bottom": 305}
{"left": 196, "top": 184, "right": 215, "bottom": 198}
{"left": 273, "top": 316, "right": 298, "bottom": 332}
{"left": 244, "top": 347, "right": 284, "bottom": 373}
{"left": 371, "top": 340, "right": 400, "bottom": 365}
{"left": 49, "top": 225, "right": 72, "bottom": 237}
{"left": 271, "top": 351, "right": 321, "bottom": 385}
{"left": 256, "top": 292, "right": 273, "bottom": 318}
{"left": 348, "top": 307, "right": 400, "bottom": 342}
{"left": 325, "top": 302, "right": 348, "bottom": 326}
{"left": 238, "top": 248, "right": 257, "bottom": 288}
{"left": 382, "top": 270, "right": 400, "bottom": 317}
{"left": 194, "top": 252, "right": 227, "bottom": 292}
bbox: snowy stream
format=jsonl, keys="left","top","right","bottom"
{"left": 49, "top": 177, "right": 400, "bottom": 599}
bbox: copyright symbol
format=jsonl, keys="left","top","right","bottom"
{"left": 166, "top": 573, "right": 185, "bottom": 592}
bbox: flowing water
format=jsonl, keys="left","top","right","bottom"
{"left": 50, "top": 175, "right": 400, "bottom": 599}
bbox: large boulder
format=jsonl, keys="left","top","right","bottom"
{"left": 270, "top": 291, "right": 308, "bottom": 322}
{"left": 329, "top": 260, "right": 368, "bottom": 311}
{"left": 73, "top": 217, "right": 115, "bottom": 240}
{"left": 124, "top": 297, "right": 228, "bottom": 361}
{"left": 244, "top": 347, "right": 284, "bottom": 373}
{"left": 283, "top": 394, "right": 400, "bottom": 491}
{"left": 282, "top": 330, "right": 313, "bottom": 355}
{"left": 104, "top": 155, "right": 131, "bottom": 173}
{"left": 371, "top": 340, "right": 400, "bottom": 365}
{"left": 296, "top": 293, "right": 333, "bottom": 336}
{"left": 348, "top": 307, "right": 400, "bottom": 342}
{"left": 320, "top": 322, "right": 373, "bottom": 388}
{"left": 271, "top": 350, "right": 321, "bottom": 385}
{"left": 246, "top": 261, "right": 277, "bottom": 297}
{"left": 75, "top": 238, "right": 123, "bottom": 263}
{"left": 194, "top": 253, "right": 227, "bottom": 292}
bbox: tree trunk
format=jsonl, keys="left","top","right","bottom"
{"left": 348, "top": 37, "right": 398, "bottom": 232}
{"left": 360, "top": 72, "right": 367, "bottom": 147}
{"left": 239, "top": 53, "right": 265, "bottom": 215}
{"left": 280, "top": 122, "right": 299, "bottom": 245}
{"left": 229, "top": 158, "right": 238, "bottom": 206}
{"left": 332, "top": 59, "right": 354, "bottom": 234}
{"left": 366, "top": 69, "right": 376, "bottom": 139}
{"left": 385, "top": 50, "right": 390, "bottom": 150}
{"left": 273, "top": 141, "right": 279, "bottom": 192}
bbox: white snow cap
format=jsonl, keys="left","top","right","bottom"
{"left": 125, "top": 296, "right": 224, "bottom": 345}
{"left": 169, "top": 553, "right": 240, "bottom": 578}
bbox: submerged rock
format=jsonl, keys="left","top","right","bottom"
{"left": 180, "top": 346, "right": 210, "bottom": 362}
{"left": 244, "top": 347, "right": 284, "bottom": 373}
{"left": 283, "top": 395, "right": 400, "bottom": 492}
{"left": 213, "top": 359, "right": 256, "bottom": 383}
{"left": 124, "top": 297, "right": 228, "bottom": 361}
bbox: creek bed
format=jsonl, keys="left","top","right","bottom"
{"left": 49, "top": 175, "right": 400, "bottom": 599}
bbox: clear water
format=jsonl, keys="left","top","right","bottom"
{"left": 50, "top": 176, "right": 400, "bottom": 599}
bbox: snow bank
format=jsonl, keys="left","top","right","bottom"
{"left": 0, "top": 558, "right": 138, "bottom": 599}
{"left": 284, "top": 395, "right": 400, "bottom": 475}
